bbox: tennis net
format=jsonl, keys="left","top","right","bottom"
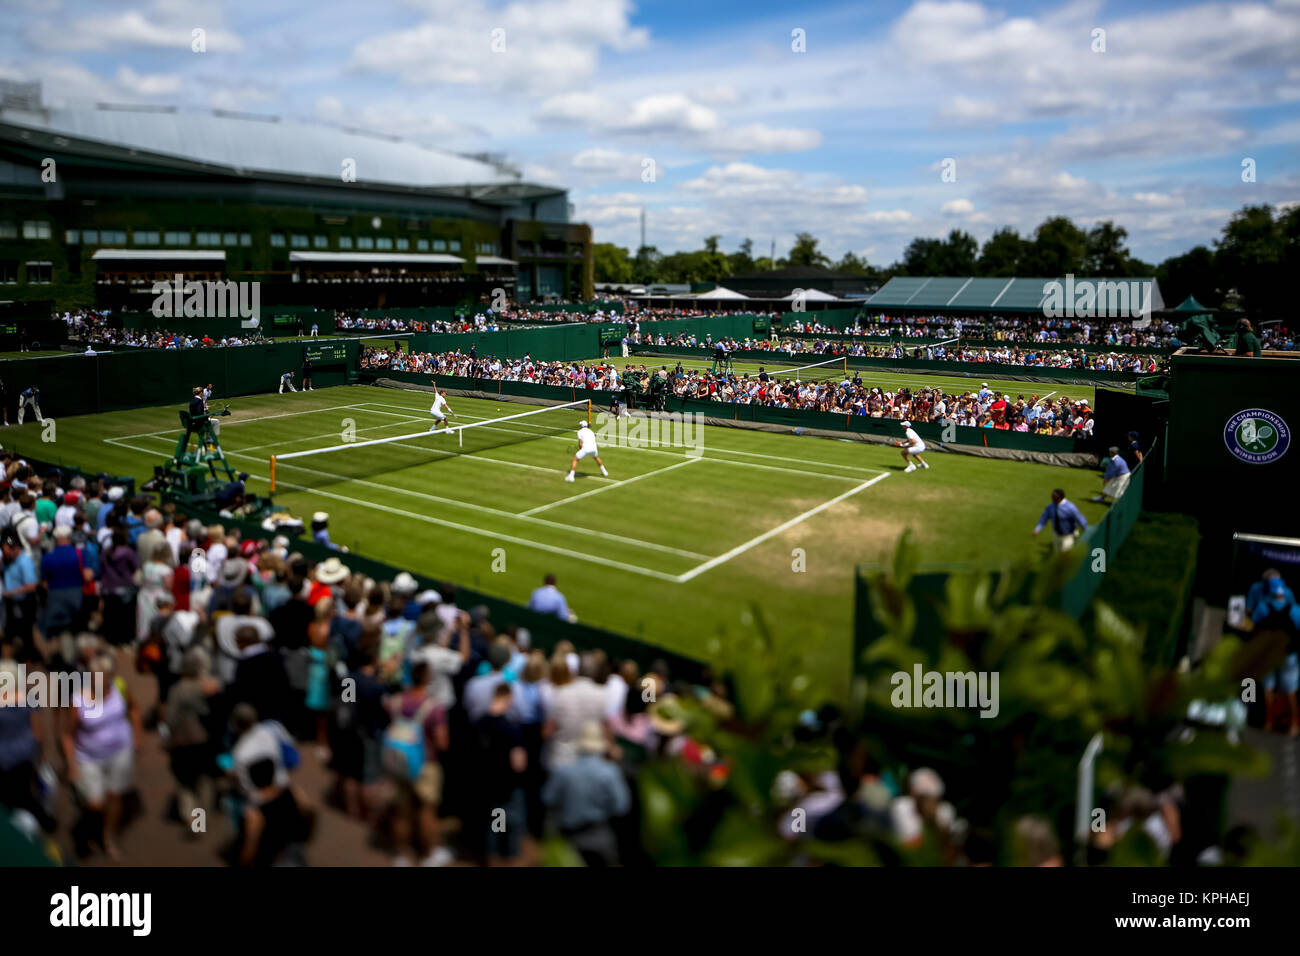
{"left": 269, "top": 397, "right": 591, "bottom": 492}
{"left": 764, "top": 355, "right": 847, "bottom": 383}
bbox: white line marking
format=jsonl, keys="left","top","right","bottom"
{"left": 354, "top": 399, "right": 882, "bottom": 480}
{"left": 105, "top": 403, "right": 370, "bottom": 441}
{"left": 226, "top": 446, "right": 706, "bottom": 562}
{"left": 518, "top": 457, "right": 702, "bottom": 516}
{"left": 673, "top": 472, "right": 890, "bottom": 583}
{"left": 257, "top": 472, "right": 685, "bottom": 582}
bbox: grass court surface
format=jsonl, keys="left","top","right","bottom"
{"left": 12, "top": 383, "right": 1112, "bottom": 691}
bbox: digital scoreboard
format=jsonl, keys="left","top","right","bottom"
{"left": 303, "top": 341, "right": 350, "bottom": 365}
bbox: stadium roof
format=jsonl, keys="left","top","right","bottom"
{"left": 91, "top": 249, "right": 226, "bottom": 261}
{"left": 289, "top": 251, "right": 465, "bottom": 265}
{"left": 475, "top": 255, "right": 519, "bottom": 266}
{"left": 0, "top": 102, "right": 540, "bottom": 192}
{"left": 866, "top": 276, "right": 1164, "bottom": 313}
{"left": 695, "top": 286, "right": 749, "bottom": 300}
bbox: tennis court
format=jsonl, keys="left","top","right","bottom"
{"left": 22, "top": 383, "right": 1110, "bottom": 690}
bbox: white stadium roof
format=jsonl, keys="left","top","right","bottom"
{"left": 92, "top": 249, "right": 226, "bottom": 261}
{"left": 1, "top": 104, "right": 520, "bottom": 189}
{"left": 289, "top": 251, "right": 465, "bottom": 265}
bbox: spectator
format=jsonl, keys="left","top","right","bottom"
{"left": 527, "top": 573, "right": 572, "bottom": 621}
{"left": 472, "top": 683, "right": 527, "bottom": 865}
{"left": 62, "top": 653, "right": 140, "bottom": 860}
{"left": 542, "top": 720, "right": 630, "bottom": 866}
{"left": 164, "top": 647, "right": 220, "bottom": 837}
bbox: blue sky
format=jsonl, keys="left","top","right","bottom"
{"left": 2, "top": 0, "right": 1298, "bottom": 264}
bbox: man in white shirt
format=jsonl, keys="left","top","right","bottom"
{"left": 428, "top": 384, "right": 455, "bottom": 433}
{"left": 897, "top": 420, "right": 931, "bottom": 473}
{"left": 566, "top": 420, "right": 608, "bottom": 483}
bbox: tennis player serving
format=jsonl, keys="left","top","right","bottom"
{"left": 429, "top": 383, "right": 456, "bottom": 433}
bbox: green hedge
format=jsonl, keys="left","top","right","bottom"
{"left": 1090, "top": 512, "right": 1201, "bottom": 666}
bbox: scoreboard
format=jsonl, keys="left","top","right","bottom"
{"left": 598, "top": 325, "right": 627, "bottom": 345}
{"left": 303, "top": 341, "right": 350, "bottom": 365}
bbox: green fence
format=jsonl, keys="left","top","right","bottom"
{"left": 1059, "top": 454, "right": 1148, "bottom": 617}
{"left": 0, "top": 339, "right": 361, "bottom": 417}
{"left": 405, "top": 322, "right": 616, "bottom": 362}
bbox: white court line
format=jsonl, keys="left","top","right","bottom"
{"left": 105, "top": 403, "right": 371, "bottom": 442}
{"left": 107, "top": 434, "right": 701, "bottom": 561}
{"left": 518, "top": 457, "right": 702, "bottom": 517}
{"left": 353, "top": 400, "right": 881, "bottom": 481}
{"left": 673, "top": 472, "right": 891, "bottom": 583}
{"left": 252, "top": 470, "right": 684, "bottom": 583}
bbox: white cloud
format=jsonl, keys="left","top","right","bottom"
{"left": 941, "top": 198, "right": 975, "bottom": 215}
{"left": 115, "top": 66, "right": 183, "bottom": 97}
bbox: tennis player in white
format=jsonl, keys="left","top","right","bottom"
{"left": 566, "top": 419, "right": 608, "bottom": 482}
{"left": 428, "top": 384, "right": 455, "bottom": 433}
{"left": 897, "top": 419, "right": 930, "bottom": 472}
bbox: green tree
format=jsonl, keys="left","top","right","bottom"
{"left": 938, "top": 229, "right": 978, "bottom": 274}
{"left": 1026, "top": 217, "right": 1089, "bottom": 276}
{"left": 728, "top": 238, "right": 756, "bottom": 276}
{"left": 901, "top": 237, "right": 945, "bottom": 275}
{"left": 591, "top": 242, "right": 634, "bottom": 284}
{"left": 834, "top": 251, "right": 871, "bottom": 275}
{"left": 977, "top": 227, "right": 1028, "bottom": 277}
{"left": 787, "top": 232, "right": 831, "bottom": 268}
{"left": 1215, "top": 205, "right": 1285, "bottom": 315}
{"left": 632, "top": 245, "right": 663, "bottom": 284}
{"left": 1084, "top": 221, "right": 1132, "bottom": 277}
{"left": 1156, "top": 246, "right": 1220, "bottom": 307}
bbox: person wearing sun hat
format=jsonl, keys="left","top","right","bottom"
{"left": 310, "top": 511, "right": 342, "bottom": 551}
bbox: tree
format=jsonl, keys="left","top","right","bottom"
{"left": 938, "top": 229, "right": 978, "bottom": 275}
{"left": 787, "top": 232, "right": 831, "bottom": 268}
{"left": 1026, "top": 217, "right": 1089, "bottom": 276}
{"left": 977, "top": 228, "right": 1028, "bottom": 277}
{"left": 1084, "top": 221, "right": 1132, "bottom": 277}
{"left": 703, "top": 235, "right": 721, "bottom": 254}
{"left": 632, "top": 245, "right": 663, "bottom": 284}
{"left": 728, "top": 238, "right": 756, "bottom": 276}
{"left": 900, "top": 237, "right": 945, "bottom": 275}
{"left": 1215, "top": 205, "right": 1285, "bottom": 315}
{"left": 1156, "top": 246, "right": 1220, "bottom": 307}
{"left": 834, "top": 251, "right": 871, "bottom": 275}
{"left": 591, "top": 243, "right": 634, "bottom": 284}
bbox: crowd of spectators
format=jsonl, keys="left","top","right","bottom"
{"left": 361, "top": 348, "right": 1096, "bottom": 435}
{"left": 628, "top": 331, "right": 1161, "bottom": 373}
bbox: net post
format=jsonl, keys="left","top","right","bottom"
{"left": 270, "top": 456, "right": 276, "bottom": 493}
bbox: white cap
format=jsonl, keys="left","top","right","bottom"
{"left": 312, "top": 511, "right": 329, "bottom": 523}
{"left": 578, "top": 420, "right": 588, "bottom": 428}
{"left": 900, "top": 420, "right": 912, "bottom": 428}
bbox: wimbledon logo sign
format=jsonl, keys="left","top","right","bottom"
{"left": 1224, "top": 408, "right": 1290, "bottom": 464}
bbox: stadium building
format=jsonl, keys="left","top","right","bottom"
{"left": 0, "top": 80, "right": 592, "bottom": 314}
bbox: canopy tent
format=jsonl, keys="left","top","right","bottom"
{"left": 1174, "top": 295, "right": 1212, "bottom": 313}
{"left": 783, "top": 288, "right": 841, "bottom": 302}
{"left": 694, "top": 286, "right": 750, "bottom": 300}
